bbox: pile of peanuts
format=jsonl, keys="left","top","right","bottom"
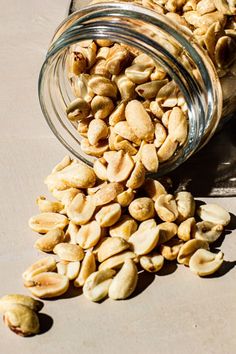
{"left": 25, "top": 156, "right": 231, "bottom": 297}
{"left": 0, "top": 155, "right": 231, "bottom": 336}
{"left": 0, "top": 152, "right": 232, "bottom": 336}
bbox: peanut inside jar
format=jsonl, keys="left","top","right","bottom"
{"left": 66, "top": 38, "right": 189, "bottom": 174}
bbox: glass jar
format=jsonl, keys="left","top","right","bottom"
{"left": 38, "top": 1, "right": 234, "bottom": 176}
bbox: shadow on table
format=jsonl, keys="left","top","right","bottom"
{"left": 157, "top": 261, "right": 177, "bottom": 276}
{"left": 204, "top": 260, "right": 236, "bottom": 278}
{"left": 59, "top": 283, "right": 83, "bottom": 299}
{"left": 130, "top": 262, "right": 178, "bottom": 299}
{"left": 38, "top": 313, "right": 54, "bottom": 335}
{"left": 130, "top": 271, "right": 155, "bottom": 298}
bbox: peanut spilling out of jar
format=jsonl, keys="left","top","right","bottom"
{"left": 1, "top": 153, "right": 232, "bottom": 335}
{"left": 21, "top": 156, "right": 230, "bottom": 307}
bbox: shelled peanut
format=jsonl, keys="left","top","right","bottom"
{"left": 0, "top": 294, "right": 43, "bottom": 336}
{"left": 22, "top": 156, "right": 230, "bottom": 303}
{"left": 66, "top": 40, "right": 188, "bottom": 172}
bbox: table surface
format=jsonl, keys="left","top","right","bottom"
{"left": 0, "top": 1, "right": 236, "bottom": 353}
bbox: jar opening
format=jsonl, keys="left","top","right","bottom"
{"left": 39, "top": 2, "right": 222, "bottom": 175}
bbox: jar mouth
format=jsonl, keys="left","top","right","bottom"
{"left": 39, "top": 2, "right": 222, "bottom": 175}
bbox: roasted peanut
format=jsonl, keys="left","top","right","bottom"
{"left": 113, "top": 121, "right": 141, "bottom": 145}
{"left": 159, "top": 238, "right": 184, "bottom": 261}
{"left": 125, "top": 100, "right": 154, "bottom": 141}
{"left": 29, "top": 213, "right": 68, "bottom": 234}
{"left": 81, "top": 138, "right": 109, "bottom": 157}
{"left": 129, "top": 226, "right": 159, "bottom": 255}
{"left": 87, "top": 119, "right": 108, "bottom": 145}
{"left": 113, "top": 74, "right": 136, "bottom": 100}
{"left": 143, "top": 178, "right": 167, "bottom": 201}
{"left": 34, "top": 228, "right": 65, "bottom": 252}
{"left": 95, "top": 203, "right": 122, "bottom": 227}
{"left": 161, "top": 110, "right": 171, "bottom": 128}
{"left": 197, "top": 203, "right": 231, "bottom": 226}
{"left": 73, "top": 73, "right": 95, "bottom": 102}
{"left": 51, "top": 188, "right": 80, "bottom": 210}
{"left": 150, "top": 64, "right": 167, "bottom": 81}
{"left": 135, "top": 79, "right": 168, "bottom": 99}
{"left": 177, "top": 217, "right": 196, "bottom": 241}
{"left": 66, "top": 98, "right": 90, "bottom": 121}
{"left": 56, "top": 261, "right": 81, "bottom": 280}
{"left": 141, "top": 143, "right": 159, "bottom": 173}
{"left": 74, "top": 251, "right": 96, "bottom": 287}
{"left": 107, "top": 150, "right": 134, "bottom": 183}
{"left": 88, "top": 76, "right": 117, "bottom": 97}
{"left": 90, "top": 59, "right": 111, "bottom": 78}
{"left": 175, "top": 191, "right": 195, "bottom": 222}
{"left": 65, "top": 221, "right": 79, "bottom": 244}
{"left": 87, "top": 181, "right": 107, "bottom": 195}
{"left": 125, "top": 64, "right": 153, "bottom": 84}
{"left": 189, "top": 249, "right": 224, "bottom": 276}
{"left": 45, "top": 160, "right": 96, "bottom": 190}
{"left": 106, "top": 44, "right": 131, "bottom": 75}
{"left": 98, "top": 251, "right": 137, "bottom": 271}
{"left": 91, "top": 96, "right": 114, "bottom": 120}
{"left": 108, "top": 259, "right": 138, "bottom": 300}
{"left": 109, "top": 215, "right": 138, "bottom": 240}
{"left": 168, "top": 107, "right": 188, "bottom": 145}
{"left": 76, "top": 220, "right": 101, "bottom": 249}
{"left": 156, "top": 222, "right": 178, "bottom": 245}
{"left": 53, "top": 243, "right": 84, "bottom": 261}
{"left": 154, "top": 122, "right": 167, "bottom": 148}
{"left": 177, "top": 239, "right": 209, "bottom": 266}
{"left": 96, "top": 39, "right": 113, "bottom": 47}
{"left": 140, "top": 253, "right": 164, "bottom": 272}
{"left": 51, "top": 155, "right": 72, "bottom": 173}
{"left": 97, "top": 237, "right": 130, "bottom": 262}
{"left": 83, "top": 269, "right": 115, "bottom": 302}
{"left": 113, "top": 135, "right": 138, "bottom": 155}
{"left": 129, "top": 197, "right": 155, "bottom": 221}
{"left": 155, "top": 194, "right": 179, "bottom": 222}
{"left": 109, "top": 101, "right": 126, "bottom": 126}
{"left": 126, "top": 161, "right": 146, "bottom": 189}
{"left": 116, "top": 188, "right": 135, "bottom": 207}
{"left": 157, "top": 135, "right": 178, "bottom": 162}
{"left": 0, "top": 294, "right": 43, "bottom": 313}
{"left": 36, "top": 196, "right": 64, "bottom": 213}
{"left": 1, "top": 303, "right": 40, "bottom": 337}
{"left": 150, "top": 101, "right": 164, "bottom": 119}
{"left": 24, "top": 272, "right": 69, "bottom": 299}
{"left": 195, "top": 221, "right": 223, "bottom": 243}
{"left": 68, "top": 50, "right": 87, "bottom": 76}
{"left": 184, "top": 11, "right": 226, "bottom": 29}
{"left": 67, "top": 193, "right": 95, "bottom": 225}
{"left": 93, "top": 182, "right": 123, "bottom": 206}
{"left": 93, "top": 158, "right": 108, "bottom": 181}
{"left": 138, "top": 218, "right": 157, "bottom": 231}
{"left": 22, "top": 257, "right": 57, "bottom": 281}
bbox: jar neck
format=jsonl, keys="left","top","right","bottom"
{"left": 39, "top": 2, "right": 222, "bottom": 175}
